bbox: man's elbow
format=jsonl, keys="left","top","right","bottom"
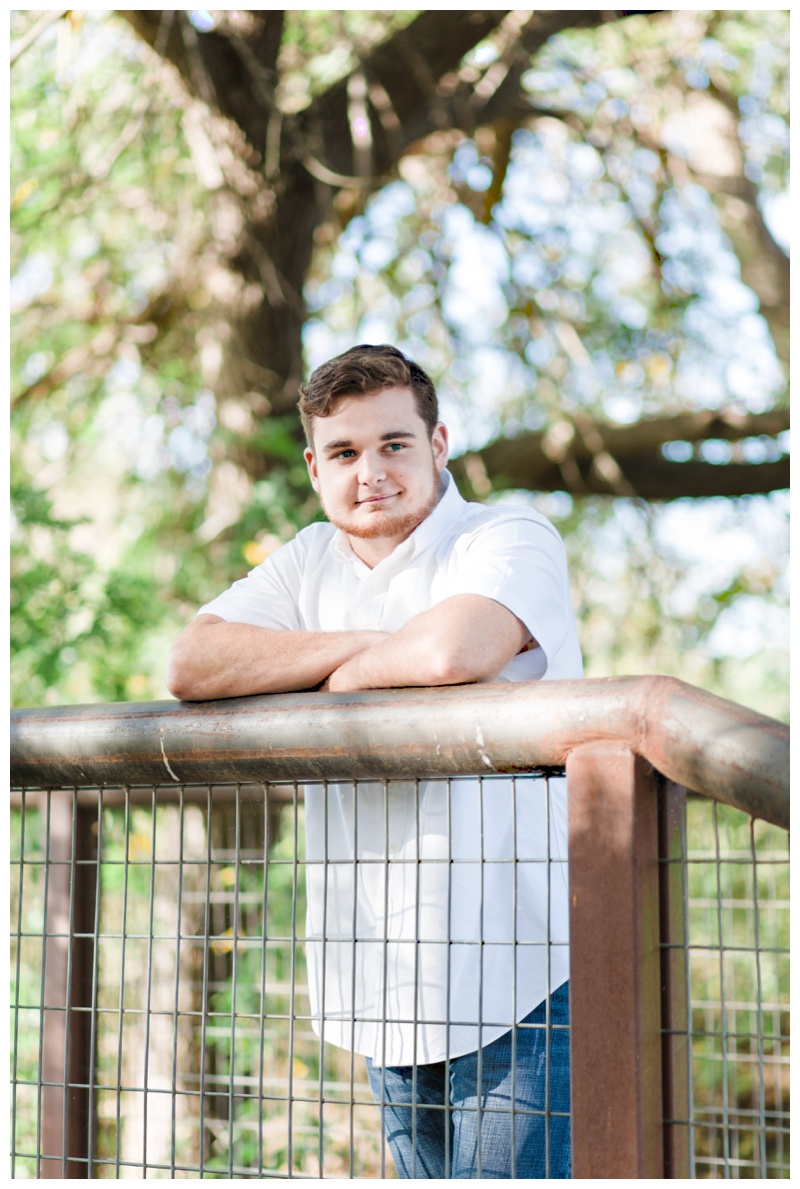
{"left": 166, "top": 642, "right": 207, "bottom": 702}
{"left": 422, "top": 643, "right": 488, "bottom": 687}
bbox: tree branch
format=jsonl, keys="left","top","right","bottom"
{"left": 290, "top": 10, "right": 656, "bottom": 184}
{"left": 117, "top": 10, "right": 284, "bottom": 154}
{"left": 474, "top": 10, "right": 654, "bottom": 127}
{"left": 10, "top": 10, "right": 69, "bottom": 67}
{"left": 451, "top": 407, "right": 789, "bottom": 500}
{"left": 290, "top": 9, "right": 510, "bottom": 181}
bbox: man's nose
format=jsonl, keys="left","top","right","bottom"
{"left": 357, "top": 450, "right": 386, "bottom": 484}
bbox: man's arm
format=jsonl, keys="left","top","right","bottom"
{"left": 166, "top": 614, "right": 389, "bottom": 701}
{"left": 324, "top": 595, "right": 532, "bottom": 692}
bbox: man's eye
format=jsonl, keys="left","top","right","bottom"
{"left": 335, "top": 449, "right": 356, "bottom": 460}
{"left": 385, "top": 442, "right": 406, "bottom": 452}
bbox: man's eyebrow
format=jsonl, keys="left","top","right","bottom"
{"left": 321, "top": 430, "right": 417, "bottom": 454}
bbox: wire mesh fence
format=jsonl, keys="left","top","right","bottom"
{"left": 10, "top": 775, "right": 789, "bottom": 1178}
{"left": 11, "top": 774, "right": 571, "bottom": 1179}
{"left": 662, "top": 794, "right": 790, "bottom": 1178}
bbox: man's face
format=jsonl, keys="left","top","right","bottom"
{"left": 304, "top": 386, "right": 449, "bottom": 566}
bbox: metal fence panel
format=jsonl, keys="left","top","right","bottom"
{"left": 11, "top": 774, "right": 572, "bottom": 1179}
{"left": 656, "top": 789, "right": 789, "bottom": 1179}
{"left": 667, "top": 795, "right": 790, "bottom": 1178}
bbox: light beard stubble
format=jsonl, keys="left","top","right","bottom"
{"left": 323, "top": 464, "right": 444, "bottom": 541}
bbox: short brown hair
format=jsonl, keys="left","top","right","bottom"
{"left": 298, "top": 344, "right": 439, "bottom": 445}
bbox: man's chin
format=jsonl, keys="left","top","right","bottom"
{"left": 331, "top": 508, "right": 424, "bottom": 541}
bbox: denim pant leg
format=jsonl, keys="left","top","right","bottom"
{"left": 449, "top": 980, "right": 572, "bottom": 1179}
{"left": 366, "top": 981, "right": 571, "bottom": 1179}
{"left": 365, "top": 1059, "right": 450, "bottom": 1178}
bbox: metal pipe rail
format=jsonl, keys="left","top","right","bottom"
{"left": 10, "top": 676, "right": 789, "bottom": 827}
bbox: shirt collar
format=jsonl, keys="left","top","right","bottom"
{"left": 331, "top": 470, "right": 467, "bottom": 573}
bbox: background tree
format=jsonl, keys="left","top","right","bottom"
{"left": 11, "top": 9, "right": 789, "bottom": 716}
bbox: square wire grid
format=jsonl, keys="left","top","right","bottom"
{"left": 10, "top": 773, "right": 568, "bottom": 1179}
{"left": 662, "top": 795, "right": 790, "bottom": 1178}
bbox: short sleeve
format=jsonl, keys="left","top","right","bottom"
{"left": 196, "top": 538, "right": 305, "bottom": 630}
{"left": 441, "top": 512, "right": 573, "bottom": 672}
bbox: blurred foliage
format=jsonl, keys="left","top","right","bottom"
{"left": 276, "top": 8, "right": 417, "bottom": 110}
{"left": 10, "top": 10, "right": 789, "bottom": 718}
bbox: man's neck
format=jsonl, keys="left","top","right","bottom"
{"left": 348, "top": 536, "right": 405, "bottom": 569}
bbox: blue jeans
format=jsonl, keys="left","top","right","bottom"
{"left": 366, "top": 981, "right": 571, "bottom": 1179}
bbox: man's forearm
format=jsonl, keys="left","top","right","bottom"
{"left": 167, "top": 616, "right": 389, "bottom": 700}
{"left": 326, "top": 596, "right": 531, "bottom": 692}
{"left": 324, "top": 630, "right": 453, "bottom": 692}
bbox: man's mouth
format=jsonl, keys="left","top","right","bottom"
{"left": 357, "top": 492, "right": 400, "bottom": 505}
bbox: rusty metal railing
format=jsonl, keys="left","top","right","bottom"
{"left": 10, "top": 677, "right": 789, "bottom": 1178}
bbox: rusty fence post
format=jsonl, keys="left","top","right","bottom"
{"left": 40, "top": 791, "right": 96, "bottom": 1178}
{"left": 567, "top": 744, "right": 665, "bottom": 1178}
{"left": 659, "top": 779, "right": 692, "bottom": 1177}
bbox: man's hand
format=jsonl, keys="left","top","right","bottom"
{"left": 319, "top": 635, "right": 397, "bottom": 692}
{"left": 324, "top": 665, "right": 366, "bottom": 694}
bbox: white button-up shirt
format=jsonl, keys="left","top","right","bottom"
{"left": 199, "top": 471, "right": 582, "bottom": 1065}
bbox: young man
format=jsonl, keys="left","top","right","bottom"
{"left": 167, "top": 344, "right": 583, "bottom": 1178}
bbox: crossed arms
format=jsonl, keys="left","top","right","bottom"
{"left": 166, "top": 595, "right": 531, "bottom": 702}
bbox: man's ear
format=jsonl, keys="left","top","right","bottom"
{"left": 304, "top": 446, "right": 320, "bottom": 492}
{"left": 432, "top": 422, "right": 449, "bottom": 471}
